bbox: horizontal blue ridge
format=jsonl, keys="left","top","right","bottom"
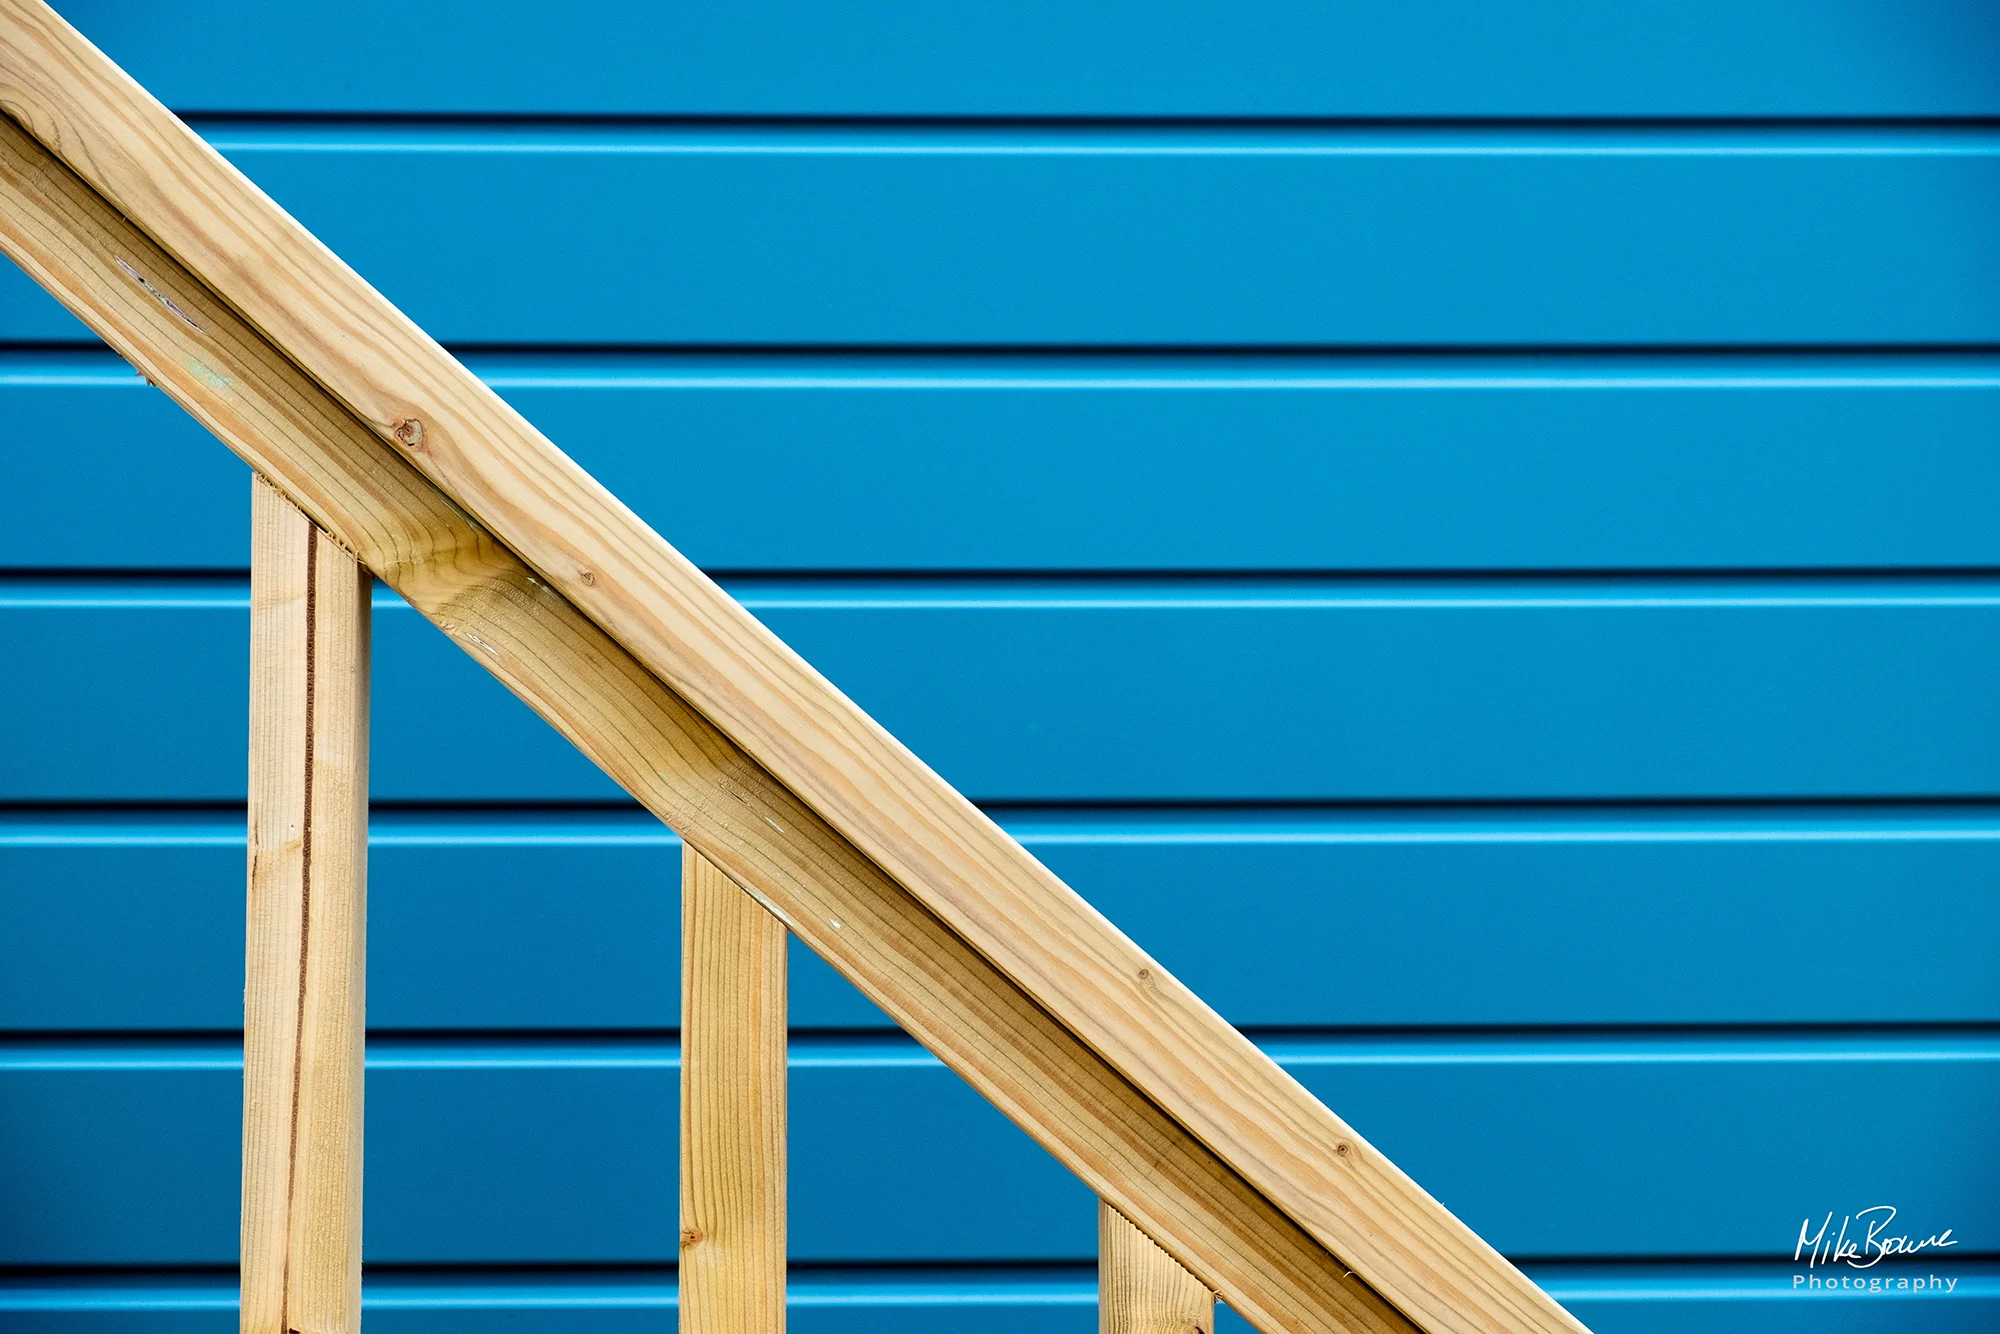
{"left": 14, "top": 572, "right": 2000, "bottom": 600}
{"left": 122, "top": 121, "right": 2000, "bottom": 152}
{"left": 4, "top": 1260, "right": 1996, "bottom": 1309}
{"left": 19, "top": 347, "right": 2000, "bottom": 378}
{"left": 9, "top": 1031, "right": 2000, "bottom": 1066}
{"left": 15, "top": 802, "right": 2000, "bottom": 837}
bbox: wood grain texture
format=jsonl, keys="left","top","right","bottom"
{"left": 0, "top": 113, "right": 1438, "bottom": 1334}
{"left": 243, "top": 477, "right": 369, "bottom": 1334}
{"left": 682, "top": 846, "right": 788, "bottom": 1334}
{"left": 1102, "top": 1200, "right": 1214, "bottom": 1334}
{"left": 0, "top": 11, "right": 1578, "bottom": 1332}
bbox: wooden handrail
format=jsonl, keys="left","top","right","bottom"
{"left": 0, "top": 6, "right": 1586, "bottom": 1331}
{"left": 0, "top": 112, "right": 1410, "bottom": 1334}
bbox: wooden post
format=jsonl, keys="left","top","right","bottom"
{"left": 243, "top": 475, "right": 370, "bottom": 1334}
{"left": 1101, "top": 1200, "right": 1215, "bottom": 1334}
{"left": 681, "top": 846, "right": 788, "bottom": 1333}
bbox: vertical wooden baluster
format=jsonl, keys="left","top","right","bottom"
{"left": 681, "top": 845, "right": 788, "bottom": 1334}
{"left": 244, "top": 475, "right": 370, "bottom": 1334}
{"left": 1101, "top": 1200, "right": 1214, "bottom": 1334}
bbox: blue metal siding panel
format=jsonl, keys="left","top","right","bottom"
{"left": 8, "top": 581, "right": 2000, "bottom": 802}
{"left": 14, "top": 353, "right": 2000, "bottom": 573}
{"left": 48, "top": 1, "right": 2000, "bottom": 119}
{"left": 5, "top": 1, "right": 1994, "bottom": 1325}
{"left": 4, "top": 1038, "right": 1995, "bottom": 1265}
{"left": 10, "top": 128, "right": 2000, "bottom": 347}
{"left": 7, "top": 1273, "right": 2000, "bottom": 1333}
{"left": 11, "top": 809, "right": 2000, "bottom": 1034}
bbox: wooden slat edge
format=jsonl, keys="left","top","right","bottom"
{"left": 0, "top": 9, "right": 1581, "bottom": 1328}
{"left": 0, "top": 111, "right": 1434, "bottom": 1334}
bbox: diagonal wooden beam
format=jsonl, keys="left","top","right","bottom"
{"left": 0, "top": 110, "right": 1427, "bottom": 1334}
{"left": 0, "top": 5, "right": 1585, "bottom": 1326}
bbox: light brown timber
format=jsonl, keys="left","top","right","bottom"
{"left": 1102, "top": 1200, "right": 1216, "bottom": 1334}
{"left": 244, "top": 477, "right": 369, "bottom": 1334}
{"left": 0, "top": 10, "right": 1584, "bottom": 1330}
{"left": 682, "top": 846, "right": 788, "bottom": 1334}
{"left": 0, "top": 112, "right": 1433, "bottom": 1334}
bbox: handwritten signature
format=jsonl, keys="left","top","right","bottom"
{"left": 1796, "top": 1206, "right": 1957, "bottom": 1270}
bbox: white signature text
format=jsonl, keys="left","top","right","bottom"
{"left": 1796, "top": 1206, "right": 1957, "bottom": 1271}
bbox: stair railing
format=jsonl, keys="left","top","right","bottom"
{"left": 0, "top": 4, "right": 1588, "bottom": 1332}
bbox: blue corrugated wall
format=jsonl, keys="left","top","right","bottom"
{"left": 4, "top": 2, "right": 2000, "bottom": 1329}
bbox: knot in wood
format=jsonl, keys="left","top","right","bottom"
{"left": 392, "top": 416, "right": 425, "bottom": 448}
{"left": 680, "top": 1225, "right": 705, "bottom": 1249}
